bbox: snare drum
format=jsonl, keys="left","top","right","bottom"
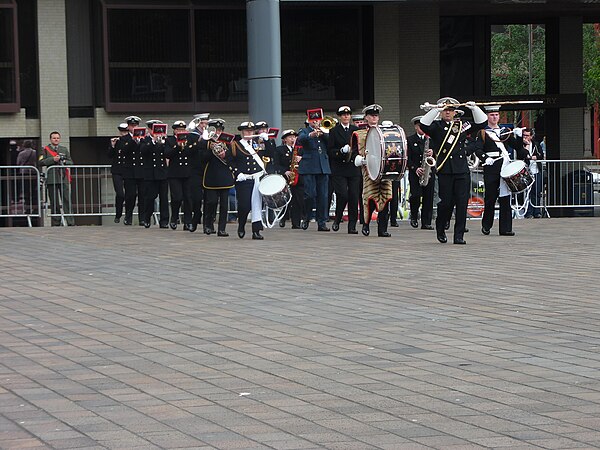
{"left": 365, "top": 125, "right": 408, "bottom": 181}
{"left": 258, "top": 174, "right": 291, "bottom": 209}
{"left": 500, "top": 160, "right": 534, "bottom": 193}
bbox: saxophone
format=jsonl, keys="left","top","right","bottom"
{"left": 288, "top": 145, "right": 300, "bottom": 186}
{"left": 419, "top": 135, "right": 436, "bottom": 186}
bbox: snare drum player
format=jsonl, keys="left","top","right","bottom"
{"left": 351, "top": 104, "right": 393, "bottom": 237}
{"left": 419, "top": 97, "right": 487, "bottom": 244}
{"left": 327, "top": 105, "right": 360, "bottom": 234}
{"left": 474, "top": 105, "right": 520, "bottom": 237}
{"left": 231, "top": 121, "right": 267, "bottom": 240}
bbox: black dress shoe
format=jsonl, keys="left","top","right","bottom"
{"left": 362, "top": 224, "right": 370, "bottom": 236}
{"left": 445, "top": 221, "right": 450, "bottom": 230}
{"left": 318, "top": 226, "right": 330, "bottom": 232}
{"left": 114, "top": 217, "right": 121, "bottom": 223}
{"left": 252, "top": 231, "right": 264, "bottom": 240}
{"left": 279, "top": 220, "right": 286, "bottom": 228}
{"left": 378, "top": 232, "right": 391, "bottom": 237}
{"left": 301, "top": 220, "right": 309, "bottom": 230}
{"left": 390, "top": 222, "right": 399, "bottom": 228}
{"left": 437, "top": 230, "right": 447, "bottom": 243}
{"left": 410, "top": 219, "right": 418, "bottom": 228}
{"left": 204, "top": 228, "right": 215, "bottom": 235}
{"left": 169, "top": 222, "right": 177, "bottom": 230}
{"left": 453, "top": 238, "right": 467, "bottom": 245}
{"left": 217, "top": 230, "right": 229, "bottom": 237}
{"left": 237, "top": 229, "right": 245, "bottom": 239}
{"left": 188, "top": 224, "right": 197, "bottom": 232}
{"left": 348, "top": 228, "right": 358, "bottom": 234}
{"left": 143, "top": 221, "right": 151, "bottom": 229}
{"left": 291, "top": 225, "right": 301, "bottom": 229}
{"left": 159, "top": 224, "right": 169, "bottom": 229}
{"left": 331, "top": 221, "right": 340, "bottom": 232}
{"left": 421, "top": 224, "right": 434, "bottom": 230}
{"left": 481, "top": 227, "right": 490, "bottom": 235}
{"left": 123, "top": 218, "right": 132, "bottom": 226}
{"left": 500, "top": 231, "right": 515, "bottom": 236}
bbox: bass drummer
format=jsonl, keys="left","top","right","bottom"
{"left": 351, "top": 104, "right": 393, "bottom": 237}
{"left": 474, "top": 105, "right": 522, "bottom": 237}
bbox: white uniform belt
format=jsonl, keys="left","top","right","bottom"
{"left": 486, "top": 151, "right": 501, "bottom": 157}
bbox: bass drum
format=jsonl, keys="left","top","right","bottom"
{"left": 365, "top": 125, "right": 408, "bottom": 181}
{"left": 500, "top": 160, "right": 534, "bottom": 193}
{"left": 258, "top": 174, "right": 291, "bottom": 209}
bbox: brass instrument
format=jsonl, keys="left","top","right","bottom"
{"left": 209, "top": 140, "right": 227, "bottom": 160}
{"left": 419, "top": 135, "right": 435, "bottom": 186}
{"left": 289, "top": 145, "right": 300, "bottom": 186}
{"left": 319, "top": 115, "right": 337, "bottom": 134}
{"left": 420, "top": 100, "right": 543, "bottom": 111}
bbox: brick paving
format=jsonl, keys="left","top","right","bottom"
{"left": 0, "top": 217, "right": 599, "bottom": 449}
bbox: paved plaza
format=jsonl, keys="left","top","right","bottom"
{"left": 1, "top": 217, "right": 599, "bottom": 449}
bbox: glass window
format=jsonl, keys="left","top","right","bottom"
{"left": 0, "top": 5, "right": 17, "bottom": 108}
{"left": 106, "top": 8, "right": 192, "bottom": 104}
{"left": 281, "top": 7, "right": 361, "bottom": 102}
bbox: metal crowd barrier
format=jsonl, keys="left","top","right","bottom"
{"left": 0, "top": 166, "right": 41, "bottom": 227}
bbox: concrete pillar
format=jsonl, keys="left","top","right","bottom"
{"left": 246, "top": 0, "right": 282, "bottom": 134}
{"left": 37, "top": 0, "right": 70, "bottom": 147}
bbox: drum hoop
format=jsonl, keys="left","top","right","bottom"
{"left": 365, "top": 126, "right": 384, "bottom": 181}
{"left": 500, "top": 160, "right": 527, "bottom": 178}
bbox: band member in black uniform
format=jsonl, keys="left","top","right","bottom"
{"left": 419, "top": 97, "right": 487, "bottom": 244}
{"left": 200, "top": 119, "right": 235, "bottom": 236}
{"left": 254, "top": 121, "right": 276, "bottom": 174}
{"left": 185, "top": 113, "right": 210, "bottom": 232}
{"left": 139, "top": 120, "right": 169, "bottom": 228}
{"left": 108, "top": 122, "right": 129, "bottom": 223}
{"left": 164, "top": 120, "right": 192, "bottom": 230}
{"left": 517, "top": 128, "right": 544, "bottom": 218}
{"left": 407, "top": 115, "right": 435, "bottom": 230}
{"left": 122, "top": 115, "right": 144, "bottom": 225}
{"left": 231, "top": 121, "right": 267, "bottom": 240}
{"left": 273, "top": 129, "right": 304, "bottom": 229}
{"left": 327, "top": 105, "right": 360, "bottom": 234}
{"left": 474, "top": 105, "right": 520, "bottom": 236}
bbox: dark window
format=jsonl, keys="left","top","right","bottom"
{"left": 0, "top": 2, "right": 19, "bottom": 111}
{"left": 16, "top": 0, "right": 38, "bottom": 118}
{"left": 195, "top": 9, "right": 247, "bottom": 103}
{"left": 106, "top": 7, "right": 192, "bottom": 105}
{"left": 281, "top": 7, "right": 361, "bottom": 103}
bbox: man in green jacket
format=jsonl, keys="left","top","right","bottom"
{"left": 38, "top": 131, "right": 74, "bottom": 226}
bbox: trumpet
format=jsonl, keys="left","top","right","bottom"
{"left": 318, "top": 115, "right": 337, "bottom": 134}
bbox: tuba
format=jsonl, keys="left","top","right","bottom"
{"left": 419, "top": 135, "right": 436, "bottom": 186}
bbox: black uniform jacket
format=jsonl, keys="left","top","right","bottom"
{"left": 140, "top": 138, "right": 167, "bottom": 180}
{"left": 327, "top": 123, "right": 360, "bottom": 178}
{"left": 231, "top": 137, "right": 267, "bottom": 179}
{"left": 407, "top": 133, "right": 428, "bottom": 174}
{"left": 120, "top": 134, "right": 137, "bottom": 179}
{"left": 164, "top": 135, "right": 191, "bottom": 179}
{"left": 200, "top": 139, "right": 235, "bottom": 189}
{"left": 108, "top": 137, "right": 128, "bottom": 176}
{"left": 420, "top": 119, "right": 485, "bottom": 175}
{"left": 474, "top": 127, "right": 520, "bottom": 178}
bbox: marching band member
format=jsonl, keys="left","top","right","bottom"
{"left": 200, "top": 119, "right": 235, "bottom": 236}
{"left": 139, "top": 120, "right": 169, "bottom": 228}
{"left": 254, "top": 121, "right": 276, "bottom": 174}
{"left": 351, "top": 104, "right": 392, "bottom": 237}
{"left": 273, "top": 129, "right": 304, "bottom": 229}
{"left": 231, "top": 121, "right": 267, "bottom": 240}
{"left": 420, "top": 97, "right": 487, "bottom": 244}
{"left": 297, "top": 113, "right": 331, "bottom": 231}
{"left": 122, "top": 115, "right": 144, "bottom": 226}
{"left": 108, "top": 122, "right": 129, "bottom": 223}
{"left": 474, "top": 105, "right": 520, "bottom": 236}
{"left": 518, "top": 128, "right": 544, "bottom": 218}
{"left": 327, "top": 105, "right": 360, "bottom": 234}
{"left": 164, "top": 120, "right": 192, "bottom": 230}
{"left": 406, "top": 115, "right": 435, "bottom": 230}
{"left": 186, "top": 113, "right": 210, "bottom": 232}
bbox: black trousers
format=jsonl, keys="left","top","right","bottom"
{"left": 188, "top": 175, "right": 203, "bottom": 228}
{"left": 169, "top": 177, "right": 192, "bottom": 225}
{"left": 112, "top": 173, "right": 125, "bottom": 219}
{"left": 143, "top": 179, "right": 169, "bottom": 225}
{"left": 389, "top": 180, "right": 401, "bottom": 224}
{"left": 124, "top": 177, "right": 145, "bottom": 222}
{"left": 436, "top": 173, "right": 469, "bottom": 240}
{"left": 281, "top": 182, "right": 305, "bottom": 228}
{"left": 408, "top": 172, "right": 435, "bottom": 226}
{"left": 331, "top": 175, "right": 360, "bottom": 229}
{"left": 236, "top": 180, "right": 263, "bottom": 232}
{"left": 482, "top": 173, "right": 513, "bottom": 233}
{"left": 365, "top": 199, "right": 389, "bottom": 234}
{"left": 204, "top": 188, "right": 229, "bottom": 232}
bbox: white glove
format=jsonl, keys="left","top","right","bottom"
{"left": 202, "top": 129, "right": 210, "bottom": 140}
{"left": 485, "top": 157, "right": 495, "bottom": 166}
{"left": 354, "top": 155, "right": 366, "bottom": 167}
{"left": 513, "top": 127, "right": 524, "bottom": 137}
{"left": 341, "top": 144, "right": 350, "bottom": 154}
{"left": 236, "top": 173, "right": 248, "bottom": 182}
{"left": 464, "top": 101, "right": 477, "bottom": 110}
{"left": 259, "top": 132, "right": 269, "bottom": 141}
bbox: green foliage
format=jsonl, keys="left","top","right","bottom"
{"left": 583, "top": 24, "right": 600, "bottom": 105}
{"left": 491, "top": 24, "right": 546, "bottom": 96}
